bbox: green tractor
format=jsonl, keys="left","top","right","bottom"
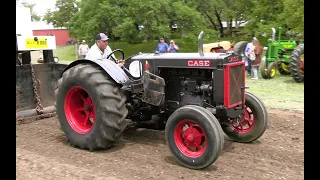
{"left": 260, "top": 27, "right": 298, "bottom": 79}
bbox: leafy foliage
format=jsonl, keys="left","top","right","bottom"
{"left": 43, "top": 0, "right": 80, "bottom": 28}
{"left": 43, "top": 0, "right": 304, "bottom": 42}
{"left": 16, "top": 0, "right": 41, "bottom": 21}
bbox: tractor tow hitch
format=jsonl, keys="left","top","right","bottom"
{"left": 235, "top": 86, "right": 249, "bottom": 110}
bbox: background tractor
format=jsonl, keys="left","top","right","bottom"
{"left": 54, "top": 31, "right": 268, "bottom": 170}
{"left": 203, "top": 34, "right": 236, "bottom": 53}
{"left": 289, "top": 44, "right": 304, "bottom": 82}
{"left": 260, "top": 27, "right": 298, "bottom": 79}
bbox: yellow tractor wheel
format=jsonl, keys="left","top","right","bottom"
{"left": 267, "top": 62, "right": 277, "bottom": 79}
{"left": 260, "top": 61, "right": 268, "bottom": 79}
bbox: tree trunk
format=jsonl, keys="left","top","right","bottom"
{"left": 204, "top": 12, "right": 218, "bottom": 31}
{"left": 228, "top": 18, "right": 233, "bottom": 37}
{"left": 214, "top": 8, "right": 224, "bottom": 38}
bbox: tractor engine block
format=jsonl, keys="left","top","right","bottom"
{"left": 160, "top": 68, "right": 213, "bottom": 112}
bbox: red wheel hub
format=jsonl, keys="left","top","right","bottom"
{"left": 174, "top": 120, "right": 207, "bottom": 158}
{"left": 231, "top": 105, "right": 255, "bottom": 134}
{"left": 300, "top": 57, "right": 304, "bottom": 71}
{"left": 64, "top": 86, "right": 96, "bottom": 134}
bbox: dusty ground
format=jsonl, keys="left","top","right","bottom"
{"left": 16, "top": 108, "right": 304, "bottom": 180}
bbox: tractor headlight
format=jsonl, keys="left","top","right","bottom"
{"left": 53, "top": 57, "right": 59, "bottom": 63}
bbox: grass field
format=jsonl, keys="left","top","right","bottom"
{"left": 246, "top": 73, "right": 304, "bottom": 111}
{"left": 54, "top": 41, "right": 303, "bottom": 111}
{"left": 54, "top": 36, "right": 261, "bottom": 61}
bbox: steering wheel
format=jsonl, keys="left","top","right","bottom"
{"left": 106, "top": 49, "right": 124, "bottom": 64}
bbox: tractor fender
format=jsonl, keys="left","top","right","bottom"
{"left": 62, "top": 59, "right": 129, "bottom": 84}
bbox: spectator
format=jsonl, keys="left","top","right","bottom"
{"left": 244, "top": 37, "right": 257, "bottom": 76}
{"left": 156, "top": 38, "right": 169, "bottom": 53}
{"left": 168, "top": 40, "right": 179, "bottom": 53}
{"left": 251, "top": 38, "right": 262, "bottom": 80}
{"left": 78, "top": 40, "right": 89, "bottom": 59}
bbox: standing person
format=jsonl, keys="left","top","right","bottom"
{"left": 156, "top": 38, "right": 169, "bottom": 53}
{"left": 251, "top": 38, "right": 262, "bottom": 80}
{"left": 86, "top": 33, "right": 124, "bottom": 68}
{"left": 168, "top": 40, "right": 179, "bottom": 53}
{"left": 78, "top": 40, "right": 89, "bottom": 59}
{"left": 244, "top": 37, "right": 257, "bottom": 76}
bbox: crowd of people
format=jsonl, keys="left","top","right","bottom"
{"left": 155, "top": 38, "right": 179, "bottom": 53}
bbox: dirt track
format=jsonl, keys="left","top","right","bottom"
{"left": 16, "top": 108, "right": 304, "bottom": 180}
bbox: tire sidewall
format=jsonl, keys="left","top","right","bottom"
{"left": 56, "top": 68, "right": 106, "bottom": 143}
{"left": 267, "top": 62, "right": 276, "bottom": 79}
{"left": 165, "top": 107, "right": 221, "bottom": 169}
{"left": 222, "top": 92, "right": 267, "bottom": 142}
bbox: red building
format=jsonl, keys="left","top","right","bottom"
{"left": 33, "top": 29, "right": 73, "bottom": 46}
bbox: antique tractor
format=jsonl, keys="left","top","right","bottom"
{"left": 260, "top": 27, "right": 298, "bottom": 79}
{"left": 203, "top": 40, "right": 235, "bottom": 53}
{"left": 289, "top": 44, "right": 304, "bottom": 82}
{"left": 203, "top": 34, "right": 236, "bottom": 53}
{"left": 54, "top": 31, "right": 268, "bottom": 170}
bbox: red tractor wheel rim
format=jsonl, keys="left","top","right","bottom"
{"left": 64, "top": 86, "right": 96, "bottom": 134}
{"left": 231, "top": 105, "right": 255, "bottom": 134}
{"left": 174, "top": 120, "right": 207, "bottom": 158}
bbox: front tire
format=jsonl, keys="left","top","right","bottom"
{"left": 222, "top": 92, "right": 268, "bottom": 143}
{"left": 55, "top": 63, "right": 128, "bottom": 151}
{"left": 260, "top": 60, "right": 268, "bottom": 79}
{"left": 165, "top": 105, "right": 224, "bottom": 170}
{"left": 267, "top": 62, "right": 277, "bottom": 79}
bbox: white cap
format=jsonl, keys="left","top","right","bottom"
{"left": 82, "top": 40, "right": 86, "bottom": 43}
{"left": 170, "top": 40, "right": 174, "bottom": 43}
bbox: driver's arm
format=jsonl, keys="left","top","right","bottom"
{"left": 106, "top": 46, "right": 118, "bottom": 61}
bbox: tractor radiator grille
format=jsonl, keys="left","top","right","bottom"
{"left": 224, "top": 62, "right": 245, "bottom": 108}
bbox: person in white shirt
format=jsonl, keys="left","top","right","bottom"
{"left": 78, "top": 40, "right": 89, "bottom": 58}
{"left": 244, "top": 37, "right": 257, "bottom": 76}
{"left": 85, "top": 33, "right": 124, "bottom": 68}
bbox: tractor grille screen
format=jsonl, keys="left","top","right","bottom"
{"left": 227, "top": 63, "right": 245, "bottom": 107}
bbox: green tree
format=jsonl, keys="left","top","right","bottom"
{"left": 69, "top": 0, "right": 216, "bottom": 43}
{"left": 43, "top": 0, "right": 79, "bottom": 28}
{"left": 279, "top": 0, "right": 304, "bottom": 35}
{"left": 19, "top": 2, "right": 41, "bottom": 21}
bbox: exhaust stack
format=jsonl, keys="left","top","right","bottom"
{"left": 271, "top": 28, "right": 276, "bottom": 40}
{"left": 198, "top": 31, "right": 204, "bottom": 56}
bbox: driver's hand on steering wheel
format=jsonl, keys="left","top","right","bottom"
{"left": 118, "top": 59, "right": 125, "bottom": 68}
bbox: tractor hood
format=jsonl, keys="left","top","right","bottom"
{"left": 130, "top": 52, "right": 231, "bottom": 60}
{"left": 126, "top": 52, "right": 242, "bottom": 73}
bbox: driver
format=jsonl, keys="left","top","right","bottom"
{"left": 85, "top": 33, "right": 124, "bottom": 67}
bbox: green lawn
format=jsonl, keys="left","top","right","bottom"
{"left": 54, "top": 37, "right": 247, "bottom": 61}
{"left": 53, "top": 45, "right": 78, "bottom": 61}
{"left": 54, "top": 41, "right": 304, "bottom": 112}
{"left": 246, "top": 72, "right": 304, "bottom": 111}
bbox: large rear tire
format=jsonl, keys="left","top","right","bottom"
{"left": 221, "top": 92, "right": 268, "bottom": 143}
{"left": 233, "top": 41, "right": 248, "bottom": 57}
{"left": 289, "top": 44, "right": 304, "bottom": 82}
{"left": 55, "top": 63, "right": 128, "bottom": 151}
{"left": 165, "top": 105, "right": 224, "bottom": 170}
{"left": 277, "top": 60, "right": 290, "bottom": 75}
